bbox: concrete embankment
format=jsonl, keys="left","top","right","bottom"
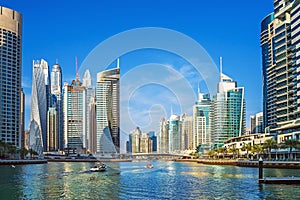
{"left": 0, "top": 159, "right": 47, "bottom": 165}
{"left": 237, "top": 160, "right": 300, "bottom": 169}
{"left": 175, "top": 159, "right": 300, "bottom": 169}
{"left": 198, "top": 159, "right": 238, "bottom": 166}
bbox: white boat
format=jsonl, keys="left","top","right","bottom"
{"left": 90, "top": 163, "right": 107, "bottom": 172}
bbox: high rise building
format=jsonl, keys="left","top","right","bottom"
{"left": 20, "top": 88, "right": 25, "bottom": 148}
{"left": 261, "top": 0, "right": 300, "bottom": 137}
{"left": 140, "top": 133, "right": 152, "bottom": 153}
{"left": 250, "top": 112, "right": 264, "bottom": 134}
{"left": 29, "top": 59, "right": 51, "bottom": 154}
{"left": 129, "top": 127, "right": 141, "bottom": 153}
{"left": 181, "top": 114, "right": 193, "bottom": 150}
{"left": 96, "top": 68, "right": 120, "bottom": 154}
{"left": 158, "top": 117, "right": 169, "bottom": 153}
{"left": 148, "top": 131, "right": 157, "bottom": 152}
{"left": 261, "top": 13, "right": 275, "bottom": 130}
{"left": 0, "top": 7, "right": 22, "bottom": 147}
{"left": 63, "top": 79, "right": 86, "bottom": 154}
{"left": 50, "top": 63, "right": 63, "bottom": 151}
{"left": 168, "top": 114, "right": 181, "bottom": 153}
{"left": 193, "top": 88, "right": 211, "bottom": 149}
{"left": 211, "top": 72, "right": 245, "bottom": 148}
{"left": 82, "top": 69, "right": 95, "bottom": 152}
{"left": 292, "top": 1, "right": 300, "bottom": 117}
{"left": 88, "top": 96, "right": 97, "bottom": 154}
{"left": 47, "top": 107, "right": 58, "bottom": 151}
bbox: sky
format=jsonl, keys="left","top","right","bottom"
{"left": 1, "top": 0, "right": 274, "bottom": 147}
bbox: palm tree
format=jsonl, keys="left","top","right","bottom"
{"left": 263, "top": 139, "right": 277, "bottom": 160}
{"left": 18, "top": 148, "right": 29, "bottom": 159}
{"left": 208, "top": 150, "right": 216, "bottom": 159}
{"left": 252, "top": 144, "right": 263, "bottom": 159}
{"left": 217, "top": 147, "right": 226, "bottom": 159}
{"left": 241, "top": 143, "right": 252, "bottom": 159}
{"left": 283, "top": 139, "right": 299, "bottom": 160}
{"left": 229, "top": 146, "right": 239, "bottom": 159}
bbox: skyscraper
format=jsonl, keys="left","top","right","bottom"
{"left": 47, "top": 107, "right": 58, "bottom": 151}
{"left": 193, "top": 88, "right": 211, "bottom": 149}
{"left": 88, "top": 96, "right": 97, "bottom": 154}
{"left": 129, "top": 127, "right": 141, "bottom": 153}
{"left": 158, "top": 117, "right": 169, "bottom": 153}
{"left": 82, "top": 69, "right": 95, "bottom": 152}
{"left": 168, "top": 114, "right": 181, "bottom": 153}
{"left": 63, "top": 79, "right": 86, "bottom": 154}
{"left": 30, "top": 59, "right": 51, "bottom": 154}
{"left": 181, "top": 114, "right": 193, "bottom": 150}
{"left": 50, "top": 63, "right": 63, "bottom": 151}
{"left": 292, "top": 1, "right": 300, "bottom": 117}
{"left": 211, "top": 72, "right": 245, "bottom": 148}
{"left": 261, "top": 0, "right": 300, "bottom": 137}
{"left": 20, "top": 88, "right": 25, "bottom": 148}
{"left": 96, "top": 68, "right": 120, "bottom": 155}
{"left": 0, "top": 7, "right": 22, "bottom": 147}
{"left": 250, "top": 112, "right": 264, "bottom": 134}
{"left": 261, "top": 13, "right": 275, "bottom": 129}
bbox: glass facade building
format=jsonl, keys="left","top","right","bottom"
{"left": 193, "top": 90, "right": 211, "bottom": 149}
{"left": 29, "top": 59, "right": 50, "bottom": 154}
{"left": 261, "top": 0, "right": 300, "bottom": 135}
{"left": 50, "top": 63, "right": 63, "bottom": 151}
{"left": 211, "top": 74, "right": 245, "bottom": 148}
{"left": 63, "top": 79, "right": 86, "bottom": 153}
{"left": 0, "top": 7, "right": 22, "bottom": 147}
{"left": 96, "top": 68, "right": 120, "bottom": 154}
{"left": 168, "top": 115, "right": 181, "bottom": 153}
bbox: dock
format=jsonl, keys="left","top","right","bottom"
{"left": 259, "top": 177, "right": 300, "bottom": 184}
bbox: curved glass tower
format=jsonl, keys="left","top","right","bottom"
{"left": 30, "top": 59, "right": 50, "bottom": 154}
{"left": 96, "top": 68, "right": 120, "bottom": 155}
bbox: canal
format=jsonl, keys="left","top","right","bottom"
{"left": 0, "top": 161, "right": 300, "bottom": 199}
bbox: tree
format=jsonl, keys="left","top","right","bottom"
{"left": 29, "top": 149, "right": 38, "bottom": 159}
{"left": 252, "top": 144, "right": 263, "bottom": 159}
{"left": 18, "top": 148, "right": 29, "bottom": 159}
{"left": 208, "top": 150, "right": 215, "bottom": 159}
{"left": 283, "top": 139, "right": 300, "bottom": 160}
{"left": 241, "top": 143, "right": 252, "bottom": 159}
{"left": 263, "top": 139, "right": 277, "bottom": 160}
{"left": 229, "top": 146, "right": 239, "bottom": 159}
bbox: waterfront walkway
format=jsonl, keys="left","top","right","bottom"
{"left": 0, "top": 159, "right": 47, "bottom": 165}
{"left": 176, "top": 158, "right": 300, "bottom": 169}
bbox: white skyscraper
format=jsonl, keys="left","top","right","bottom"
{"left": 82, "top": 69, "right": 95, "bottom": 151}
{"left": 30, "top": 59, "right": 50, "bottom": 154}
{"left": 50, "top": 63, "right": 63, "bottom": 151}
{"left": 96, "top": 68, "right": 120, "bottom": 155}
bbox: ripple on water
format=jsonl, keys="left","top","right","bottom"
{"left": 1, "top": 162, "right": 300, "bottom": 199}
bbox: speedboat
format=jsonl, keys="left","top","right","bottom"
{"left": 145, "top": 162, "right": 154, "bottom": 169}
{"left": 90, "top": 163, "right": 107, "bottom": 172}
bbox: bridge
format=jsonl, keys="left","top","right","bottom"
{"left": 121, "top": 153, "right": 193, "bottom": 160}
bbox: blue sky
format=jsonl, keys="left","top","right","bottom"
{"left": 1, "top": 0, "right": 273, "bottom": 136}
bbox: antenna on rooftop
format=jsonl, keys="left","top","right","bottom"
{"left": 220, "top": 56, "right": 223, "bottom": 81}
{"left": 117, "top": 58, "right": 120, "bottom": 68}
{"left": 76, "top": 56, "right": 79, "bottom": 81}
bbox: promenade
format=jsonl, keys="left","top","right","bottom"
{"left": 0, "top": 159, "right": 47, "bottom": 165}
{"left": 176, "top": 158, "right": 300, "bottom": 169}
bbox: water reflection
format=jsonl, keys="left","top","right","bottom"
{"left": 0, "top": 161, "right": 300, "bottom": 199}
